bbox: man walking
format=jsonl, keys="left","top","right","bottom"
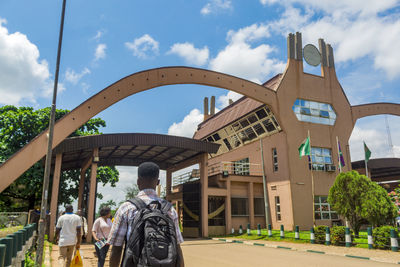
{"left": 107, "top": 162, "right": 184, "bottom": 267}
{"left": 76, "top": 209, "right": 88, "bottom": 242}
{"left": 55, "top": 204, "right": 82, "bottom": 267}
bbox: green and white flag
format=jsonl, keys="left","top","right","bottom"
{"left": 298, "top": 137, "right": 311, "bottom": 158}
{"left": 364, "top": 141, "right": 371, "bottom": 162}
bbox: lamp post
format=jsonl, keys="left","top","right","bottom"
{"left": 35, "top": 0, "right": 67, "bottom": 265}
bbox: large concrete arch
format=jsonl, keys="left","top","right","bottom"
{"left": 351, "top": 103, "right": 400, "bottom": 124}
{"left": 0, "top": 66, "right": 277, "bottom": 192}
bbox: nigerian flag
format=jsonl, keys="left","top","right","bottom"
{"left": 298, "top": 137, "right": 311, "bottom": 158}
{"left": 364, "top": 141, "right": 371, "bottom": 162}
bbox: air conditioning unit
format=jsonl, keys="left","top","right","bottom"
{"left": 326, "top": 164, "right": 336, "bottom": 172}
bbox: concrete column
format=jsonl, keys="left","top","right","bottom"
{"left": 225, "top": 179, "right": 232, "bottom": 234}
{"left": 200, "top": 153, "right": 208, "bottom": 237}
{"left": 77, "top": 168, "right": 86, "bottom": 210}
{"left": 166, "top": 169, "right": 172, "bottom": 198}
{"left": 86, "top": 148, "right": 98, "bottom": 243}
{"left": 248, "top": 182, "right": 254, "bottom": 228}
{"left": 49, "top": 153, "right": 62, "bottom": 242}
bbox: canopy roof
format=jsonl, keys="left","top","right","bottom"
{"left": 51, "top": 133, "right": 219, "bottom": 170}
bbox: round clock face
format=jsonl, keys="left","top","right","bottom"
{"left": 303, "top": 44, "right": 321, "bottom": 66}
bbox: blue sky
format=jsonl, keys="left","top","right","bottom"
{"left": 1, "top": 0, "right": 400, "bottom": 207}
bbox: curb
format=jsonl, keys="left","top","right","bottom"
{"left": 212, "top": 238, "right": 398, "bottom": 265}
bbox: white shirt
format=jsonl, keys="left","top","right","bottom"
{"left": 92, "top": 217, "right": 112, "bottom": 240}
{"left": 56, "top": 213, "right": 82, "bottom": 247}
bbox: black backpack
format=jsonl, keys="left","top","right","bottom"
{"left": 121, "top": 198, "right": 179, "bottom": 267}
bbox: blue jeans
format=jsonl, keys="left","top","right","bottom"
{"left": 95, "top": 244, "right": 110, "bottom": 267}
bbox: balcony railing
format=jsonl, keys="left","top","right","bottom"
{"left": 172, "top": 162, "right": 263, "bottom": 186}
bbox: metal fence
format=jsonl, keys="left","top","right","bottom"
{"left": 0, "top": 212, "right": 28, "bottom": 228}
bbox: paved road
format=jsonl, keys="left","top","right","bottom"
{"left": 181, "top": 239, "right": 397, "bottom": 267}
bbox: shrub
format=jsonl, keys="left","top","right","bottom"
{"left": 314, "top": 225, "right": 327, "bottom": 244}
{"left": 331, "top": 226, "right": 353, "bottom": 246}
{"left": 373, "top": 226, "right": 398, "bottom": 249}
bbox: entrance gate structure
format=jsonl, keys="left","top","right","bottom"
{"left": 47, "top": 133, "right": 219, "bottom": 241}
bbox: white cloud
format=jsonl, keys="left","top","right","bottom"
{"left": 209, "top": 23, "right": 285, "bottom": 83}
{"left": 264, "top": 1, "right": 400, "bottom": 79}
{"left": 125, "top": 34, "right": 159, "bottom": 59}
{"left": 217, "top": 91, "right": 243, "bottom": 109}
{"left": 168, "top": 42, "right": 209, "bottom": 66}
{"left": 64, "top": 67, "right": 90, "bottom": 85}
{"left": 0, "top": 18, "right": 57, "bottom": 105}
{"left": 94, "top": 43, "right": 107, "bottom": 61}
{"left": 201, "top": 0, "right": 232, "bottom": 15}
{"left": 93, "top": 30, "right": 104, "bottom": 41}
{"left": 168, "top": 109, "right": 204, "bottom": 138}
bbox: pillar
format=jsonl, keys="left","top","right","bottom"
{"left": 49, "top": 153, "right": 62, "bottom": 242}
{"left": 86, "top": 149, "right": 99, "bottom": 242}
{"left": 200, "top": 153, "right": 208, "bottom": 237}
{"left": 225, "top": 179, "right": 232, "bottom": 234}
{"left": 77, "top": 168, "right": 86, "bottom": 210}
{"left": 248, "top": 182, "right": 254, "bottom": 228}
{"left": 166, "top": 169, "right": 172, "bottom": 199}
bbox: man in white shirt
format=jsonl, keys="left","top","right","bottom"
{"left": 55, "top": 204, "right": 82, "bottom": 267}
{"left": 76, "top": 209, "right": 88, "bottom": 242}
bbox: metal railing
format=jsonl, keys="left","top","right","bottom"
{"left": 172, "top": 162, "right": 263, "bottom": 186}
{"left": 0, "top": 212, "right": 28, "bottom": 228}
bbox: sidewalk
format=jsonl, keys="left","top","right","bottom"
{"left": 213, "top": 237, "right": 400, "bottom": 265}
{"left": 51, "top": 244, "right": 110, "bottom": 267}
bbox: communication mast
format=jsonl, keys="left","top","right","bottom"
{"left": 385, "top": 115, "right": 395, "bottom": 157}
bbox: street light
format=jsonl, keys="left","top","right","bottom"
{"left": 35, "top": 0, "right": 67, "bottom": 265}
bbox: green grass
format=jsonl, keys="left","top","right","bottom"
{"left": 0, "top": 225, "right": 23, "bottom": 238}
{"left": 219, "top": 229, "right": 371, "bottom": 249}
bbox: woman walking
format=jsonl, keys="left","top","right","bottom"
{"left": 92, "top": 206, "right": 113, "bottom": 267}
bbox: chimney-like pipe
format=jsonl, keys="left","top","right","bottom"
{"left": 210, "top": 96, "right": 215, "bottom": 115}
{"left": 229, "top": 99, "right": 233, "bottom": 105}
{"left": 203, "top": 97, "right": 209, "bottom": 121}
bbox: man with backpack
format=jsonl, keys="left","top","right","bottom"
{"left": 107, "top": 162, "right": 184, "bottom": 267}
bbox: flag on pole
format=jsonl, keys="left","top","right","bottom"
{"left": 338, "top": 141, "right": 345, "bottom": 169}
{"left": 298, "top": 137, "right": 311, "bottom": 158}
{"left": 364, "top": 142, "right": 371, "bottom": 162}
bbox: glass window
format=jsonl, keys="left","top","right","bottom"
{"left": 207, "top": 136, "right": 214, "bottom": 142}
{"left": 253, "top": 123, "right": 265, "bottom": 135}
{"left": 231, "top": 134, "right": 241, "bottom": 148}
{"left": 232, "top": 122, "right": 242, "bottom": 132}
{"left": 212, "top": 133, "right": 221, "bottom": 141}
{"left": 231, "top": 198, "right": 248, "bottom": 216}
{"left": 239, "top": 119, "right": 250, "bottom": 128}
{"left": 248, "top": 115, "right": 258, "bottom": 124}
{"left": 256, "top": 109, "right": 267, "bottom": 119}
{"left": 254, "top": 198, "right": 265, "bottom": 216}
{"left": 244, "top": 127, "right": 257, "bottom": 140}
{"left": 223, "top": 138, "right": 232, "bottom": 150}
{"left": 272, "top": 148, "right": 278, "bottom": 172}
{"left": 262, "top": 119, "right": 276, "bottom": 132}
{"left": 314, "top": 196, "right": 337, "bottom": 220}
{"left": 292, "top": 99, "right": 336, "bottom": 125}
{"left": 275, "top": 196, "right": 281, "bottom": 221}
{"left": 234, "top": 158, "right": 250, "bottom": 175}
{"left": 311, "top": 147, "right": 332, "bottom": 170}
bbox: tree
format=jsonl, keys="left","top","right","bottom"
{"left": 328, "top": 170, "right": 397, "bottom": 236}
{"left": 99, "top": 200, "right": 117, "bottom": 211}
{"left": 388, "top": 187, "right": 400, "bottom": 216}
{"left": 124, "top": 184, "right": 140, "bottom": 200}
{"left": 0, "top": 105, "right": 119, "bottom": 211}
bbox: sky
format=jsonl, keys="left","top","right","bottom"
{"left": 1, "top": 0, "right": 400, "bottom": 209}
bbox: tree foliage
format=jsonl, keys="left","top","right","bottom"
{"left": 328, "top": 170, "right": 397, "bottom": 236}
{"left": 124, "top": 184, "right": 140, "bottom": 200}
{"left": 0, "top": 105, "right": 119, "bottom": 211}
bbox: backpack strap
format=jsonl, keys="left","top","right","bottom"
{"left": 127, "top": 197, "right": 147, "bottom": 210}
{"left": 161, "top": 200, "right": 173, "bottom": 213}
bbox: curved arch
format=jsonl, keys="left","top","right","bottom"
{"left": 0, "top": 66, "right": 277, "bottom": 192}
{"left": 351, "top": 103, "right": 400, "bottom": 124}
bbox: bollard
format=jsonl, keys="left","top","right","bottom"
{"left": 367, "top": 227, "right": 373, "bottom": 249}
{"left": 345, "top": 227, "right": 351, "bottom": 247}
{"left": 268, "top": 224, "right": 272, "bottom": 237}
{"left": 310, "top": 227, "right": 315, "bottom": 244}
{"left": 295, "top": 225, "right": 299, "bottom": 240}
{"left": 15, "top": 232, "right": 23, "bottom": 252}
{"left": 247, "top": 223, "right": 251, "bottom": 236}
{"left": 7, "top": 234, "right": 17, "bottom": 259}
{"left": 231, "top": 227, "right": 235, "bottom": 235}
{"left": 0, "top": 244, "right": 5, "bottom": 267}
{"left": 325, "top": 227, "right": 331, "bottom": 245}
{"left": 239, "top": 225, "right": 243, "bottom": 235}
{"left": 391, "top": 229, "right": 399, "bottom": 252}
{"left": 0, "top": 237, "right": 13, "bottom": 267}
{"left": 257, "top": 224, "right": 261, "bottom": 236}
{"left": 280, "top": 225, "right": 284, "bottom": 239}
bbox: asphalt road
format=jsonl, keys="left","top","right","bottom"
{"left": 180, "top": 239, "right": 397, "bottom": 267}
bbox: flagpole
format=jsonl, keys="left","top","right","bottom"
{"left": 336, "top": 136, "right": 342, "bottom": 173}
{"left": 365, "top": 158, "right": 368, "bottom": 178}
{"left": 308, "top": 130, "right": 315, "bottom": 227}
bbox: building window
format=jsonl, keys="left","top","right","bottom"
{"left": 202, "top": 105, "right": 281, "bottom": 156}
{"left": 311, "top": 147, "right": 332, "bottom": 171}
{"left": 314, "top": 196, "right": 338, "bottom": 220}
{"left": 231, "top": 198, "right": 248, "bottom": 216}
{"left": 275, "top": 196, "right": 281, "bottom": 221}
{"left": 254, "top": 198, "right": 265, "bottom": 216}
{"left": 292, "top": 99, "right": 336, "bottom": 125}
{"left": 234, "top": 158, "right": 250, "bottom": 175}
{"left": 272, "top": 148, "right": 278, "bottom": 172}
